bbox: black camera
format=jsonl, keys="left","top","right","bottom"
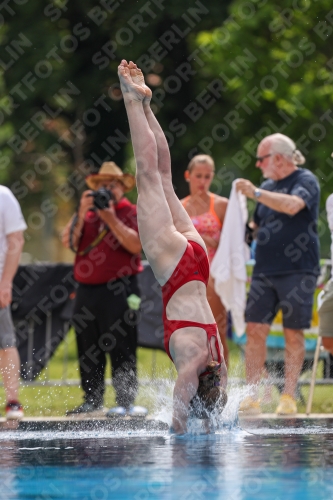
{"left": 90, "top": 188, "right": 114, "bottom": 210}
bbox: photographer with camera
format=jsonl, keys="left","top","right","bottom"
{"left": 62, "top": 162, "right": 146, "bottom": 418}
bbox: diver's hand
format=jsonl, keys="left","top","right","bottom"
{"left": 169, "top": 425, "right": 186, "bottom": 437}
{"left": 171, "top": 418, "right": 187, "bottom": 435}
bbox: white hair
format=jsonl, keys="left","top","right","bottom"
{"left": 264, "top": 133, "right": 305, "bottom": 165}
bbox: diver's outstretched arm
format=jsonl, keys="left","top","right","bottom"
{"left": 172, "top": 369, "right": 199, "bottom": 434}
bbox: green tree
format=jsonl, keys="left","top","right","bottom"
{"left": 195, "top": 0, "right": 333, "bottom": 254}
{"left": 0, "top": 0, "right": 232, "bottom": 258}
{"left": 1, "top": 0, "right": 233, "bottom": 192}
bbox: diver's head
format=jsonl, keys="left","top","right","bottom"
{"left": 189, "top": 361, "right": 228, "bottom": 419}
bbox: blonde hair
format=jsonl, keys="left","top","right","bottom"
{"left": 264, "top": 133, "right": 305, "bottom": 165}
{"left": 187, "top": 154, "right": 215, "bottom": 173}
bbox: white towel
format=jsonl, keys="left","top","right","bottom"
{"left": 210, "top": 180, "right": 250, "bottom": 336}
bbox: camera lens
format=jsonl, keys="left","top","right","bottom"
{"left": 93, "top": 188, "right": 113, "bottom": 209}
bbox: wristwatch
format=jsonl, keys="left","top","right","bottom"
{"left": 253, "top": 188, "right": 262, "bottom": 199}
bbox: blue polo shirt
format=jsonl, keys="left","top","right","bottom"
{"left": 253, "top": 168, "right": 320, "bottom": 277}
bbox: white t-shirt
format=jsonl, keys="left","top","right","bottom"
{"left": 0, "top": 186, "right": 27, "bottom": 279}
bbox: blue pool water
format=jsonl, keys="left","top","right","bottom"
{"left": 0, "top": 419, "right": 332, "bottom": 499}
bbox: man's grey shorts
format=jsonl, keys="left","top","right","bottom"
{"left": 0, "top": 306, "right": 16, "bottom": 349}
{"left": 318, "top": 280, "right": 333, "bottom": 338}
{"left": 245, "top": 273, "right": 317, "bottom": 329}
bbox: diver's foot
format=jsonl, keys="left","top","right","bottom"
{"left": 128, "top": 61, "right": 152, "bottom": 102}
{"left": 118, "top": 59, "right": 146, "bottom": 103}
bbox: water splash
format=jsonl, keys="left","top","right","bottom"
{"left": 140, "top": 378, "right": 256, "bottom": 436}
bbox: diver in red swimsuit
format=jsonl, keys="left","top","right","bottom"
{"left": 118, "top": 60, "right": 228, "bottom": 434}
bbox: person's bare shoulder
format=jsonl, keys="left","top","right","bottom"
{"left": 214, "top": 194, "right": 228, "bottom": 207}
{"left": 212, "top": 194, "right": 228, "bottom": 222}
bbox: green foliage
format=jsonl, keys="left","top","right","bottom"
{"left": 0, "top": 0, "right": 231, "bottom": 192}
{"left": 1, "top": 0, "right": 332, "bottom": 256}
{"left": 0, "top": 1, "right": 233, "bottom": 258}
{"left": 195, "top": 0, "right": 333, "bottom": 254}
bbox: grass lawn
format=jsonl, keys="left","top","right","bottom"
{"left": 0, "top": 331, "right": 332, "bottom": 417}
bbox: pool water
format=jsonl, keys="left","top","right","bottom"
{"left": 0, "top": 419, "right": 332, "bottom": 499}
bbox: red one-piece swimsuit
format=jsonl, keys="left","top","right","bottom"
{"left": 161, "top": 240, "right": 222, "bottom": 365}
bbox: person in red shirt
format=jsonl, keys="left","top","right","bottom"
{"left": 62, "top": 162, "right": 146, "bottom": 417}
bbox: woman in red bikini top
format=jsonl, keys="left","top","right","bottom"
{"left": 118, "top": 59, "right": 227, "bottom": 435}
{"left": 181, "top": 155, "right": 230, "bottom": 367}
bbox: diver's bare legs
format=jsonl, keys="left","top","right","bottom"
{"left": 118, "top": 60, "right": 187, "bottom": 284}
{"left": 127, "top": 63, "right": 228, "bottom": 376}
{"left": 119, "top": 61, "right": 201, "bottom": 433}
{"left": 128, "top": 62, "right": 204, "bottom": 248}
{"left": 119, "top": 61, "right": 227, "bottom": 433}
